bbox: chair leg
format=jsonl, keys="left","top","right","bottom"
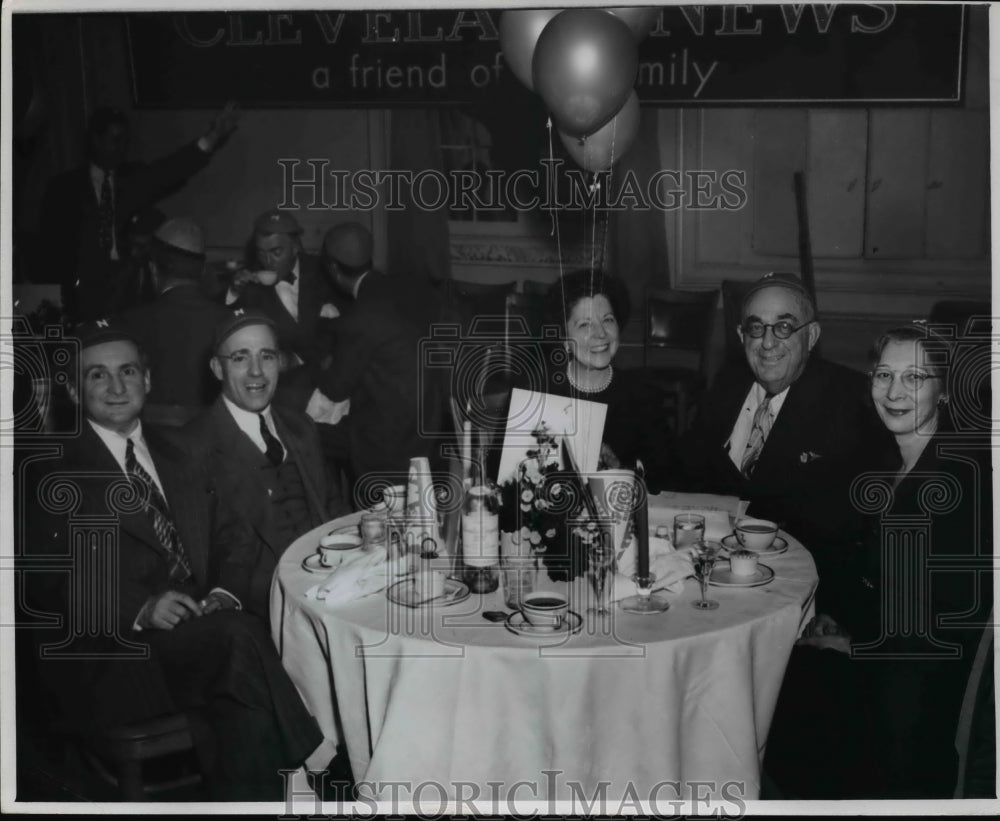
{"left": 117, "top": 759, "right": 145, "bottom": 801}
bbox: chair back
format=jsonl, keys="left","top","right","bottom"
{"left": 954, "top": 608, "right": 995, "bottom": 798}
{"left": 643, "top": 288, "right": 718, "bottom": 373}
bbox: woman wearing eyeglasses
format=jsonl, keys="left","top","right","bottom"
{"left": 765, "top": 324, "right": 991, "bottom": 799}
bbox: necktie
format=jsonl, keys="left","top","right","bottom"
{"left": 259, "top": 414, "right": 285, "bottom": 466}
{"left": 741, "top": 394, "right": 774, "bottom": 479}
{"left": 281, "top": 271, "right": 297, "bottom": 285}
{"left": 98, "top": 173, "right": 114, "bottom": 253}
{"left": 125, "top": 438, "right": 192, "bottom": 583}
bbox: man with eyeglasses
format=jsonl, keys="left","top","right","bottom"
{"left": 181, "top": 310, "right": 347, "bottom": 622}
{"left": 680, "top": 272, "right": 889, "bottom": 546}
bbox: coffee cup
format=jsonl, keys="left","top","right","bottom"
{"left": 319, "top": 533, "right": 364, "bottom": 566}
{"left": 521, "top": 591, "right": 569, "bottom": 630}
{"left": 413, "top": 570, "right": 446, "bottom": 603}
{"left": 383, "top": 485, "right": 407, "bottom": 519}
{"left": 734, "top": 518, "right": 778, "bottom": 551}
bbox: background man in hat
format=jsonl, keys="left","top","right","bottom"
{"left": 181, "top": 310, "right": 347, "bottom": 620}
{"left": 21, "top": 319, "right": 328, "bottom": 799}
{"left": 118, "top": 217, "right": 231, "bottom": 428}
{"left": 227, "top": 209, "right": 345, "bottom": 412}
{"left": 316, "top": 220, "right": 436, "bottom": 496}
{"left": 40, "top": 102, "right": 239, "bottom": 322}
{"left": 679, "top": 272, "right": 890, "bottom": 547}
{"left": 106, "top": 206, "right": 166, "bottom": 314}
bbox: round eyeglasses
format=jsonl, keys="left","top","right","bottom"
{"left": 740, "top": 320, "right": 811, "bottom": 340}
{"left": 870, "top": 368, "right": 940, "bottom": 392}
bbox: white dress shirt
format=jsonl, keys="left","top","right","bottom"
{"left": 89, "top": 164, "right": 119, "bottom": 261}
{"left": 726, "top": 382, "right": 790, "bottom": 470}
{"left": 274, "top": 259, "right": 301, "bottom": 321}
{"left": 89, "top": 419, "right": 165, "bottom": 496}
{"left": 222, "top": 395, "right": 284, "bottom": 456}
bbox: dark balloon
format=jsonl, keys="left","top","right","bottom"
{"left": 558, "top": 90, "right": 640, "bottom": 172}
{"left": 499, "top": 9, "right": 561, "bottom": 90}
{"left": 533, "top": 9, "right": 639, "bottom": 138}
{"left": 607, "top": 7, "right": 661, "bottom": 41}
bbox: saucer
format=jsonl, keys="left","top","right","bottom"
{"left": 386, "top": 578, "right": 470, "bottom": 608}
{"left": 709, "top": 563, "right": 775, "bottom": 588}
{"left": 720, "top": 534, "right": 788, "bottom": 556}
{"left": 302, "top": 553, "right": 338, "bottom": 574}
{"left": 505, "top": 610, "right": 583, "bottom": 639}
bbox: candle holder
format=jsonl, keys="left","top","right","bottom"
{"left": 620, "top": 572, "right": 670, "bottom": 614}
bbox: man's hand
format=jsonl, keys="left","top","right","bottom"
{"left": 137, "top": 591, "right": 203, "bottom": 630}
{"left": 199, "top": 590, "right": 240, "bottom": 615}
{"left": 797, "top": 612, "right": 851, "bottom": 654}
{"left": 201, "top": 101, "right": 240, "bottom": 151}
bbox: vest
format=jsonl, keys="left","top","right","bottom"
{"left": 260, "top": 457, "right": 314, "bottom": 550}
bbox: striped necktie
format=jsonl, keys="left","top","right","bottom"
{"left": 741, "top": 394, "right": 774, "bottom": 479}
{"left": 125, "top": 438, "right": 192, "bottom": 583}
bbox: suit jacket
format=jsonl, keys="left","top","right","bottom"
{"left": 40, "top": 143, "right": 211, "bottom": 320}
{"left": 22, "top": 422, "right": 239, "bottom": 731}
{"left": 118, "top": 283, "right": 232, "bottom": 410}
{"left": 181, "top": 398, "right": 341, "bottom": 618}
{"left": 318, "top": 271, "right": 432, "bottom": 484}
{"left": 232, "top": 253, "right": 346, "bottom": 410}
{"left": 680, "top": 357, "right": 892, "bottom": 547}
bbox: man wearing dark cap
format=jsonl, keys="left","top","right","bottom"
{"left": 181, "top": 310, "right": 346, "bottom": 620}
{"left": 679, "top": 272, "right": 889, "bottom": 546}
{"left": 40, "top": 102, "right": 239, "bottom": 322}
{"left": 106, "top": 206, "right": 166, "bottom": 314}
{"left": 21, "top": 319, "right": 329, "bottom": 799}
{"left": 316, "top": 220, "right": 434, "bottom": 493}
{"left": 227, "top": 209, "right": 344, "bottom": 412}
{"left": 118, "top": 217, "right": 231, "bottom": 427}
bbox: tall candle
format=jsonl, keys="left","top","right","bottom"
{"left": 635, "top": 476, "right": 650, "bottom": 578}
{"left": 461, "top": 420, "right": 472, "bottom": 483}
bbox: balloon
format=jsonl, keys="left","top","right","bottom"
{"left": 558, "top": 91, "right": 640, "bottom": 172}
{"left": 499, "top": 9, "right": 561, "bottom": 90}
{"left": 607, "top": 7, "right": 660, "bottom": 41}
{"left": 533, "top": 9, "right": 638, "bottom": 138}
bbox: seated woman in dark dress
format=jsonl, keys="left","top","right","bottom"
{"left": 764, "top": 324, "right": 993, "bottom": 799}
{"left": 538, "top": 267, "right": 677, "bottom": 491}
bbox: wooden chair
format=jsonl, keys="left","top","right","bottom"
{"left": 953, "top": 609, "right": 995, "bottom": 798}
{"left": 86, "top": 714, "right": 202, "bottom": 801}
{"left": 641, "top": 288, "right": 718, "bottom": 435}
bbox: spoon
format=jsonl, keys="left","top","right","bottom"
{"left": 482, "top": 611, "right": 512, "bottom": 622}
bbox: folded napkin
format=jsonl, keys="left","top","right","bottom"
{"left": 305, "top": 546, "right": 388, "bottom": 606}
{"left": 612, "top": 535, "right": 696, "bottom": 599}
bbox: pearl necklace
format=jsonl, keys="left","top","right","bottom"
{"left": 567, "top": 364, "right": 613, "bottom": 394}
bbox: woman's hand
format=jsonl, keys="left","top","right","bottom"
{"left": 597, "top": 442, "right": 621, "bottom": 470}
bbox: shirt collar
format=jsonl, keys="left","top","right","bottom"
{"left": 752, "top": 381, "right": 791, "bottom": 414}
{"left": 222, "top": 394, "right": 273, "bottom": 428}
{"left": 88, "top": 417, "right": 142, "bottom": 460}
{"left": 89, "top": 163, "right": 113, "bottom": 187}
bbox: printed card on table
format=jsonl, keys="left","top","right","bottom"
{"left": 496, "top": 388, "right": 607, "bottom": 484}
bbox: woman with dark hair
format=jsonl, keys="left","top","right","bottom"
{"left": 540, "top": 268, "right": 677, "bottom": 490}
{"left": 764, "top": 323, "right": 992, "bottom": 799}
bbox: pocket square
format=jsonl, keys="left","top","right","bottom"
{"left": 319, "top": 303, "right": 340, "bottom": 319}
{"left": 799, "top": 451, "right": 823, "bottom": 463}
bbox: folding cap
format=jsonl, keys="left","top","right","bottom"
{"left": 253, "top": 209, "right": 302, "bottom": 237}
{"left": 212, "top": 309, "right": 277, "bottom": 352}
{"left": 741, "top": 271, "right": 816, "bottom": 316}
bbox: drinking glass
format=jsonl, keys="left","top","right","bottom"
{"left": 674, "top": 513, "right": 705, "bottom": 549}
{"left": 692, "top": 540, "right": 721, "bottom": 611}
{"left": 587, "top": 541, "right": 616, "bottom": 615}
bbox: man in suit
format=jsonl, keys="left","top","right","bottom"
{"left": 182, "top": 310, "right": 347, "bottom": 621}
{"left": 22, "top": 321, "right": 329, "bottom": 799}
{"left": 680, "top": 272, "right": 888, "bottom": 547}
{"left": 227, "top": 210, "right": 345, "bottom": 412}
{"left": 118, "top": 217, "right": 231, "bottom": 427}
{"left": 40, "top": 103, "right": 238, "bottom": 322}
{"left": 316, "top": 221, "right": 434, "bottom": 497}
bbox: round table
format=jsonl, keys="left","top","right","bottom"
{"left": 271, "top": 506, "right": 817, "bottom": 805}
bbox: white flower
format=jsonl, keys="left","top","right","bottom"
{"left": 521, "top": 489, "right": 533, "bottom": 503}
{"left": 529, "top": 531, "right": 542, "bottom": 546}
{"left": 545, "top": 528, "right": 556, "bottom": 539}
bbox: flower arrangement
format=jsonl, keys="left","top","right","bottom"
{"left": 498, "top": 423, "right": 588, "bottom": 581}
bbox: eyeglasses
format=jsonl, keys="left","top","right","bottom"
{"left": 740, "top": 320, "right": 811, "bottom": 340}
{"left": 869, "top": 368, "right": 939, "bottom": 391}
{"left": 216, "top": 349, "right": 280, "bottom": 369}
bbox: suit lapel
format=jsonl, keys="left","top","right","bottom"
{"left": 272, "top": 407, "right": 327, "bottom": 525}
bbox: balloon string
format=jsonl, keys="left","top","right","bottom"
{"left": 546, "top": 116, "right": 565, "bottom": 319}
{"left": 601, "top": 114, "right": 618, "bottom": 274}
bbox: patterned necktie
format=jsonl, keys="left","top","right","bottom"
{"left": 125, "top": 438, "right": 192, "bottom": 583}
{"left": 98, "top": 172, "right": 114, "bottom": 253}
{"left": 741, "top": 394, "right": 774, "bottom": 479}
{"left": 259, "top": 414, "right": 285, "bottom": 466}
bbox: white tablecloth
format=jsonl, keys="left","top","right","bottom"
{"left": 271, "top": 505, "right": 817, "bottom": 804}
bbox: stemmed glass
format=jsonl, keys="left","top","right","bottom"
{"left": 587, "top": 537, "right": 616, "bottom": 616}
{"left": 692, "top": 540, "right": 722, "bottom": 611}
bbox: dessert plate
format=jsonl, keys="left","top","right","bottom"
{"left": 709, "top": 563, "right": 775, "bottom": 588}
{"left": 720, "top": 534, "right": 788, "bottom": 556}
{"left": 505, "top": 610, "right": 583, "bottom": 639}
{"left": 323, "top": 523, "right": 363, "bottom": 539}
{"left": 387, "top": 578, "right": 470, "bottom": 608}
{"left": 302, "top": 553, "right": 334, "bottom": 573}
